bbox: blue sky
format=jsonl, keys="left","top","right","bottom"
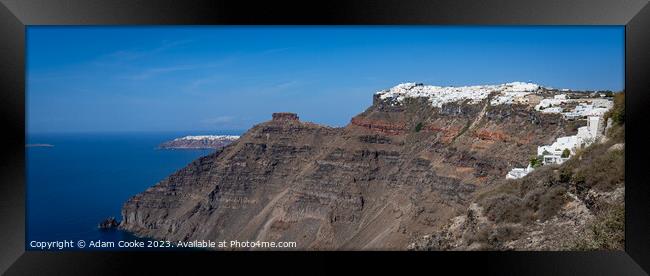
{"left": 27, "top": 26, "right": 624, "bottom": 133}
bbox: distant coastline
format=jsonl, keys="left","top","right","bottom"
{"left": 157, "top": 135, "right": 239, "bottom": 150}
{"left": 26, "top": 143, "right": 54, "bottom": 148}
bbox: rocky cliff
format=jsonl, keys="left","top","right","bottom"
{"left": 121, "top": 82, "right": 618, "bottom": 250}
{"left": 409, "top": 93, "right": 625, "bottom": 251}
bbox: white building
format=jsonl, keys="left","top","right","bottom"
{"left": 538, "top": 116, "right": 603, "bottom": 155}
{"left": 542, "top": 155, "right": 570, "bottom": 165}
{"left": 535, "top": 97, "right": 613, "bottom": 119}
{"left": 588, "top": 116, "right": 602, "bottom": 137}
{"left": 536, "top": 115, "right": 604, "bottom": 166}
{"left": 505, "top": 94, "right": 612, "bottom": 179}
{"left": 540, "top": 107, "right": 563, "bottom": 114}
{"left": 537, "top": 135, "right": 578, "bottom": 156}
{"left": 506, "top": 164, "right": 534, "bottom": 179}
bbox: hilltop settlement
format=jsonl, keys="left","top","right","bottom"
{"left": 158, "top": 135, "right": 240, "bottom": 150}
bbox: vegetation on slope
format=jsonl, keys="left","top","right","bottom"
{"left": 570, "top": 203, "right": 624, "bottom": 250}
{"left": 472, "top": 92, "right": 625, "bottom": 249}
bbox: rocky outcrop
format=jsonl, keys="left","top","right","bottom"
{"left": 272, "top": 112, "right": 299, "bottom": 121}
{"left": 98, "top": 217, "right": 119, "bottom": 229}
{"left": 121, "top": 84, "right": 611, "bottom": 250}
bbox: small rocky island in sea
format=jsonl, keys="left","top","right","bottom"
{"left": 98, "top": 217, "right": 119, "bottom": 229}
{"left": 158, "top": 135, "right": 240, "bottom": 150}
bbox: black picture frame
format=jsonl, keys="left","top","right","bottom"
{"left": 1, "top": 0, "right": 649, "bottom": 274}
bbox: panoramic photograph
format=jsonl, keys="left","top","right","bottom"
{"left": 26, "top": 26, "right": 624, "bottom": 251}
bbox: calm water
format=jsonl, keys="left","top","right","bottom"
{"left": 26, "top": 131, "right": 241, "bottom": 251}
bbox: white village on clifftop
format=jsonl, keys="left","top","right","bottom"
{"left": 374, "top": 81, "right": 615, "bottom": 180}
{"left": 173, "top": 135, "right": 241, "bottom": 141}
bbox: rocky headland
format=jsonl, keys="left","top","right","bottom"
{"left": 158, "top": 135, "right": 240, "bottom": 150}
{"left": 120, "top": 82, "right": 623, "bottom": 250}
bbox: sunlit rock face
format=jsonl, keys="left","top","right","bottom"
{"left": 121, "top": 82, "right": 615, "bottom": 250}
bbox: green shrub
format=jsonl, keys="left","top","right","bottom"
{"left": 572, "top": 172, "right": 586, "bottom": 185}
{"left": 537, "top": 186, "right": 568, "bottom": 220}
{"left": 561, "top": 148, "right": 571, "bottom": 158}
{"left": 483, "top": 194, "right": 526, "bottom": 223}
{"left": 530, "top": 155, "right": 543, "bottom": 168}
{"left": 415, "top": 122, "right": 423, "bottom": 132}
{"left": 571, "top": 204, "right": 624, "bottom": 250}
{"left": 604, "top": 92, "right": 624, "bottom": 126}
{"left": 559, "top": 167, "right": 572, "bottom": 183}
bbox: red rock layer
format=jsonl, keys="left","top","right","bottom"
{"left": 350, "top": 117, "right": 408, "bottom": 135}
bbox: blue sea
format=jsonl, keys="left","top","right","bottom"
{"left": 26, "top": 131, "right": 242, "bottom": 251}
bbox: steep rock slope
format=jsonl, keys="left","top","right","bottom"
{"left": 409, "top": 93, "right": 625, "bottom": 251}
{"left": 121, "top": 83, "right": 591, "bottom": 249}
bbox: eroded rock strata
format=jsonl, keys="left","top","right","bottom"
{"left": 121, "top": 83, "right": 621, "bottom": 250}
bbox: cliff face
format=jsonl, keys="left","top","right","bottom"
{"left": 409, "top": 93, "right": 625, "bottom": 251}
{"left": 408, "top": 130, "right": 624, "bottom": 251}
{"left": 121, "top": 87, "right": 588, "bottom": 250}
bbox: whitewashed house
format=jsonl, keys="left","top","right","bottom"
{"left": 500, "top": 90, "right": 612, "bottom": 179}
{"left": 506, "top": 164, "right": 534, "bottom": 179}
{"left": 537, "top": 136, "right": 578, "bottom": 156}
{"left": 537, "top": 115, "right": 604, "bottom": 165}
{"left": 542, "top": 155, "right": 570, "bottom": 165}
